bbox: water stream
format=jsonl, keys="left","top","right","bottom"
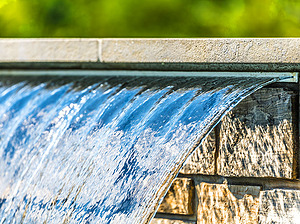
{"left": 0, "top": 75, "right": 279, "bottom": 223}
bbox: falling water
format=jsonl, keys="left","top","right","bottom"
{"left": 0, "top": 74, "right": 280, "bottom": 224}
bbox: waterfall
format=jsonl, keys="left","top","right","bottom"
{"left": 0, "top": 74, "right": 278, "bottom": 223}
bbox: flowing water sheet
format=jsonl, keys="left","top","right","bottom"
{"left": 0, "top": 75, "right": 278, "bottom": 223}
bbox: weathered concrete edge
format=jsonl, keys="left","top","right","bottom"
{"left": 0, "top": 38, "right": 300, "bottom": 70}
{"left": 101, "top": 38, "right": 300, "bottom": 63}
{"left": 0, "top": 39, "right": 100, "bottom": 62}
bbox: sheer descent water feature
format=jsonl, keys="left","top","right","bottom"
{"left": 0, "top": 74, "right": 286, "bottom": 223}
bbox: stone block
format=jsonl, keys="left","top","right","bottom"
{"left": 180, "top": 130, "right": 216, "bottom": 175}
{"left": 0, "top": 39, "right": 99, "bottom": 62}
{"left": 101, "top": 38, "right": 300, "bottom": 63}
{"left": 196, "top": 183, "right": 261, "bottom": 224}
{"left": 259, "top": 189, "right": 300, "bottom": 224}
{"left": 218, "top": 88, "right": 295, "bottom": 178}
{"left": 157, "top": 178, "right": 194, "bottom": 215}
{"left": 151, "top": 218, "right": 195, "bottom": 224}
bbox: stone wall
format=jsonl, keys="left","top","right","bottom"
{"left": 152, "top": 83, "right": 300, "bottom": 224}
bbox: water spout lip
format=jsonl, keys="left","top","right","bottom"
{"left": 0, "top": 70, "right": 297, "bottom": 83}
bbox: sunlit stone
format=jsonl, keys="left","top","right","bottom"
{"left": 196, "top": 183, "right": 260, "bottom": 223}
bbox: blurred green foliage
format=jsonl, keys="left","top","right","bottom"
{"left": 1, "top": 0, "right": 300, "bottom": 37}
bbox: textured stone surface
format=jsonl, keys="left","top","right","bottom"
{"left": 102, "top": 38, "right": 300, "bottom": 63}
{"left": 0, "top": 39, "right": 99, "bottom": 62}
{"left": 0, "top": 38, "right": 300, "bottom": 66}
{"left": 196, "top": 183, "right": 261, "bottom": 224}
{"left": 180, "top": 130, "right": 216, "bottom": 175}
{"left": 218, "top": 88, "right": 295, "bottom": 178}
{"left": 259, "top": 189, "right": 300, "bottom": 224}
{"left": 157, "top": 178, "right": 194, "bottom": 215}
{"left": 151, "top": 218, "right": 195, "bottom": 224}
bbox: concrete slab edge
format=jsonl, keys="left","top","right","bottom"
{"left": 0, "top": 38, "right": 299, "bottom": 63}
{"left": 1, "top": 38, "right": 300, "bottom": 73}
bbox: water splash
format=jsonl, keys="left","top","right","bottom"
{"left": 0, "top": 75, "right": 278, "bottom": 223}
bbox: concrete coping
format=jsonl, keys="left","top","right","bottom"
{"left": 0, "top": 38, "right": 300, "bottom": 72}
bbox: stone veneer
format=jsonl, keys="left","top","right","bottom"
{"left": 153, "top": 85, "right": 300, "bottom": 224}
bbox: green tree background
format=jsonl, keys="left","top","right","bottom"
{"left": 1, "top": 0, "right": 300, "bottom": 37}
